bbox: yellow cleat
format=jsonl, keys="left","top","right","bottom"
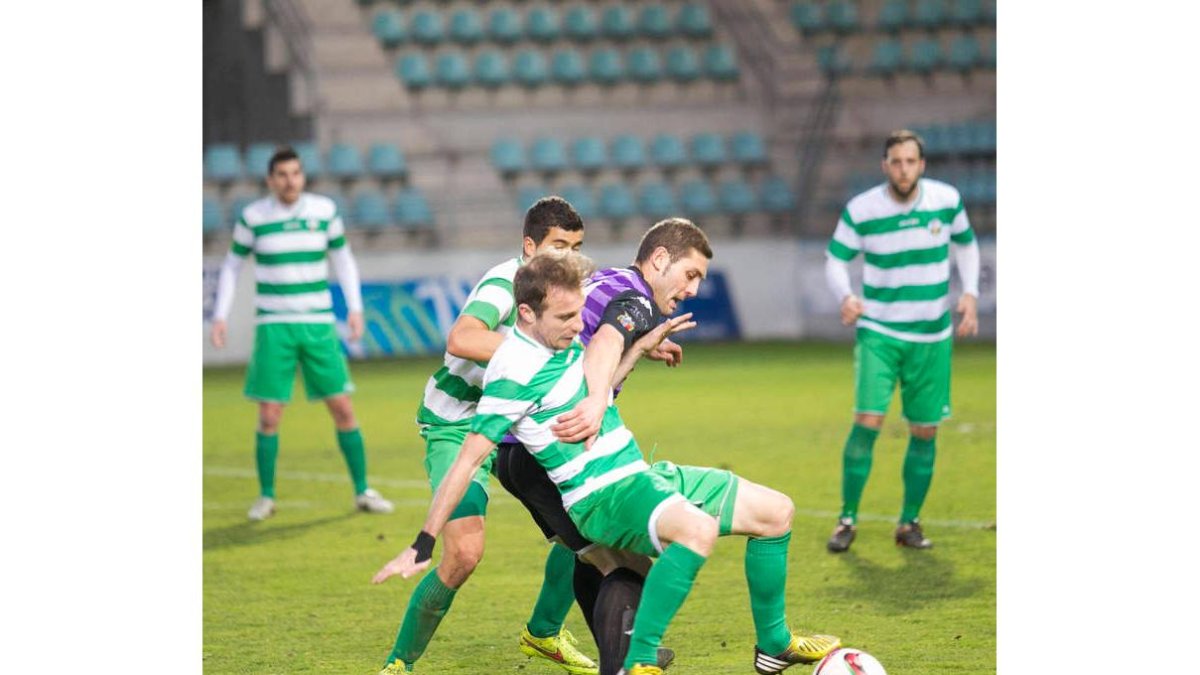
{"left": 618, "top": 666, "right": 663, "bottom": 675}
{"left": 754, "top": 633, "right": 842, "bottom": 673}
{"left": 377, "top": 658, "right": 413, "bottom": 674}
{"left": 519, "top": 627, "right": 599, "bottom": 675}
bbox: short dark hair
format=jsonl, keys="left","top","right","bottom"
{"left": 268, "top": 146, "right": 301, "bottom": 175}
{"left": 523, "top": 196, "right": 584, "bottom": 244}
{"left": 514, "top": 251, "right": 595, "bottom": 317}
{"left": 883, "top": 130, "right": 925, "bottom": 159}
{"left": 634, "top": 218, "right": 713, "bottom": 264}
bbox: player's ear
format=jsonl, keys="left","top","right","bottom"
{"left": 652, "top": 246, "right": 671, "bottom": 272}
{"left": 517, "top": 303, "right": 537, "bottom": 324}
{"left": 522, "top": 236, "right": 538, "bottom": 258}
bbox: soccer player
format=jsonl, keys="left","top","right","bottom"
{"left": 824, "top": 130, "right": 980, "bottom": 552}
{"left": 379, "top": 197, "right": 597, "bottom": 674}
{"left": 209, "top": 146, "right": 393, "bottom": 521}
{"left": 374, "top": 251, "right": 842, "bottom": 675}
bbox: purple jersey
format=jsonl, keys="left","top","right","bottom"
{"left": 580, "top": 266, "right": 655, "bottom": 346}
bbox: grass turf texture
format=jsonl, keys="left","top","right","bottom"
{"left": 204, "top": 341, "right": 995, "bottom": 674}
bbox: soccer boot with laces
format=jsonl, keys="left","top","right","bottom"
{"left": 247, "top": 496, "right": 276, "bottom": 521}
{"left": 378, "top": 657, "right": 413, "bottom": 673}
{"left": 895, "top": 521, "right": 933, "bottom": 549}
{"left": 826, "top": 518, "right": 856, "bottom": 553}
{"left": 355, "top": 488, "right": 395, "bottom": 514}
{"left": 519, "top": 627, "right": 599, "bottom": 675}
{"left": 753, "top": 633, "right": 843, "bottom": 674}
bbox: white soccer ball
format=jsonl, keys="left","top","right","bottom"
{"left": 811, "top": 648, "right": 887, "bottom": 675}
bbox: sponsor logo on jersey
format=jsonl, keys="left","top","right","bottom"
{"left": 899, "top": 217, "right": 921, "bottom": 228}
{"left": 635, "top": 296, "right": 652, "bottom": 311}
{"left": 617, "top": 312, "right": 635, "bottom": 332}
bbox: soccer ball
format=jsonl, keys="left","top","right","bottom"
{"left": 811, "top": 648, "right": 887, "bottom": 675}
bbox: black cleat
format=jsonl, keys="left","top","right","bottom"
{"left": 656, "top": 647, "right": 675, "bottom": 670}
{"left": 826, "top": 518, "right": 856, "bottom": 553}
{"left": 895, "top": 521, "right": 933, "bottom": 549}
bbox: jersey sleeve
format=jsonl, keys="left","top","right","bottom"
{"left": 471, "top": 376, "right": 537, "bottom": 442}
{"left": 230, "top": 216, "right": 254, "bottom": 257}
{"left": 327, "top": 212, "right": 348, "bottom": 249}
{"left": 598, "top": 291, "right": 660, "bottom": 351}
{"left": 827, "top": 209, "right": 862, "bottom": 261}
{"left": 948, "top": 199, "right": 976, "bottom": 244}
{"left": 461, "top": 277, "right": 515, "bottom": 331}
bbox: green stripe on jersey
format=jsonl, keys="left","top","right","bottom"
{"left": 231, "top": 241, "right": 252, "bottom": 256}
{"left": 950, "top": 228, "right": 976, "bottom": 244}
{"left": 863, "top": 281, "right": 950, "bottom": 303}
{"left": 251, "top": 218, "right": 331, "bottom": 237}
{"left": 828, "top": 239, "right": 858, "bottom": 261}
{"left": 533, "top": 408, "right": 626, "bottom": 471}
{"left": 553, "top": 440, "right": 641, "bottom": 493}
{"left": 255, "top": 250, "right": 327, "bottom": 266}
{"left": 329, "top": 236, "right": 346, "bottom": 249}
{"left": 255, "top": 307, "right": 333, "bottom": 316}
{"left": 529, "top": 380, "right": 589, "bottom": 424}
{"left": 853, "top": 205, "right": 962, "bottom": 236}
{"left": 473, "top": 413, "right": 515, "bottom": 442}
{"left": 868, "top": 312, "right": 951, "bottom": 334}
{"left": 864, "top": 245, "right": 948, "bottom": 269}
{"left": 462, "top": 300, "right": 500, "bottom": 330}
{"left": 256, "top": 280, "right": 330, "bottom": 296}
{"left": 432, "top": 366, "right": 484, "bottom": 403}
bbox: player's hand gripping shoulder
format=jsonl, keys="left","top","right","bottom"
{"left": 955, "top": 293, "right": 979, "bottom": 337}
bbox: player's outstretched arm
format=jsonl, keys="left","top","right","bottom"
{"left": 372, "top": 433, "right": 496, "bottom": 583}
{"left": 446, "top": 315, "right": 506, "bottom": 363}
{"left": 645, "top": 338, "right": 683, "bottom": 367}
{"left": 612, "top": 313, "right": 696, "bottom": 387}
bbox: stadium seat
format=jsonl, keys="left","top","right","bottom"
{"left": 689, "top": 132, "right": 727, "bottom": 168}
{"left": 410, "top": 10, "right": 444, "bottom": 46}
{"left": 944, "top": 123, "right": 972, "bottom": 155}
{"left": 563, "top": 6, "right": 598, "bottom": 42}
{"left": 947, "top": 34, "right": 982, "bottom": 73}
{"left": 730, "top": 131, "right": 768, "bottom": 165}
{"left": 550, "top": 48, "right": 587, "bottom": 87}
{"left": 516, "top": 186, "right": 549, "bottom": 215}
{"left": 984, "top": 36, "right": 996, "bottom": 69}
{"left": 394, "top": 188, "right": 434, "bottom": 230}
{"left": 627, "top": 47, "right": 663, "bottom": 84}
{"left": 351, "top": 190, "right": 391, "bottom": 230}
{"left": 513, "top": 49, "right": 549, "bottom": 88}
{"left": 557, "top": 184, "right": 597, "bottom": 221}
{"left": 435, "top": 51, "right": 471, "bottom": 89}
{"left": 868, "top": 39, "right": 903, "bottom": 77}
{"left": 204, "top": 144, "right": 243, "bottom": 183}
{"left": 665, "top": 45, "right": 701, "bottom": 83}
{"left": 588, "top": 48, "right": 624, "bottom": 86}
{"left": 327, "top": 143, "right": 365, "bottom": 180}
{"left": 637, "top": 5, "right": 672, "bottom": 39}
{"left": 367, "top": 142, "right": 408, "bottom": 180}
{"left": 610, "top": 135, "right": 647, "bottom": 172}
{"left": 876, "top": 0, "right": 909, "bottom": 32}
{"left": 491, "top": 138, "right": 526, "bottom": 175}
{"left": 396, "top": 53, "right": 433, "bottom": 90}
{"left": 650, "top": 133, "right": 688, "bottom": 169}
{"left": 372, "top": 9, "right": 406, "bottom": 49}
{"left": 525, "top": 6, "right": 560, "bottom": 44}
{"left": 913, "top": 0, "right": 949, "bottom": 30}
{"left": 816, "top": 45, "right": 851, "bottom": 78}
{"left": 679, "top": 179, "right": 718, "bottom": 217}
{"left": 677, "top": 2, "right": 714, "bottom": 39}
{"left": 760, "top": 176, "right": 797, "bottom": 214}
{"left": 908, "top": 38, "right": 943, "bottom": 74}
{"left": 918, "top": 125, "right": 948, "bottom": 157}
{"left": 571, "top": 137, "right": 607, "bottom": 172}
{"left": 448, "top": 8, "right": 484, "bottom": 45}
{"left": 826, "top": 0, "right": 860, "bottom": 35}
{"left": 638, "top": 181, "right": 677, "bottom": 219}
{"left": 244, "top": 142, "right": 276, "bottom": 177}
{"left": 971, "top": 120, "right": 996, "bottom": 155}
{"left": 530, "top": 137, "right": 568, "bottom": 173}
{"left": 473, "top": 50, "right": 509, "bottom": 89}
{"left": 790, "top": 2, "right": 825, "bottom": 36}
{"left": 600, "top": 5, "right": 635, "bottom": 42}
{"left": 203, "top": 194, "right": 225, "bottom": 232}
{"left": 228, "top": 194, "right": 259, "bottom": 221}
{"left": 703, "top": 44, "right": 739, "bottom": 81}
{"left": 487, "top": 7, "right": 522, "bottom": 45}
{"left": 291, "top": 141, "right": 324, "bottom": 179}
{"left": 950, "top": 0, "right": 985, "bottom": 27}
{"left": 323, "top": 191, "right": 349, "bottom": 221}
{"left": 598, "top": 183, "right": 636, "bottom": 220}
{"left": 718, "top": 178, "right": 758, "bottom": 216}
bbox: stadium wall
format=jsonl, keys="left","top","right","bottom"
{"left": 202, "top": 238, "right": 996, "bottom": 366}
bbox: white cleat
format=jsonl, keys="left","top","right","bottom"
{"left": 247, "top": 496, "right": 276, "bottom": 521}
{"left": 355, "top": 488, "right": 394, "bottom": 514}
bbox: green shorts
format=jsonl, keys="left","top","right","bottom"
{"left": 244, "top": 322, "right": 354, "bottom": 403}
{"left": 420, "top": 422, "right": 495, "bottom": 521}
{"left": 567, "top": 460, "right": 740, "bottom": 557}
{"left": 854, "top": 327, "right": 952, "bottom": 425}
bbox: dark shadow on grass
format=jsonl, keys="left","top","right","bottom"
{"left": 203, "top": 512, "right": 357, "bottom": 552}
{"left": 820, "top": 549, "right": 987, "bottom": 616}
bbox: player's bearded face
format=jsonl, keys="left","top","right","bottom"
{"left": 267, "top": 159, "right": 306, "bottom": 204}
{"left": 532, "top": 287, "right": 586, "bottom": 349}
{"left": 882, "top": 140, "right": 924, "bottom": 200}
{"left": 653, "top": 250, "right": 710, "bottom": 315}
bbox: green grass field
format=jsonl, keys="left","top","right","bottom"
{"left": 204, "top": 341, "right": 995, "bottom": 674}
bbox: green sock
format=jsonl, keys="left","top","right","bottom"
{"left": 624, "top": 543, "right": 707, "bottom": 669}
{"left": 387, "top": 567, "right": 457, "bottom": 667}
{"left": 840, "top": 424, "right": 880, "bottom": 522}
{"left": 255, "top": 432, "right": 278, "bottom": 498}
{"left": 336, "top": 428, "right": 369, "bottom": 495}
{"left": 745, "top": 532, "right": 793, "bottom": 655}
{"left": 901, "top": 435, "right": 937, "bottom": 523}
{"left": 526, "top": 543, "right": 576, "bottom": 638}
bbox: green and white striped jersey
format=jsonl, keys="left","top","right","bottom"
{"left": 471, "top": 329, "right": 647, "bottom": 509}
{"left": 827, "top": 178, "right": 975, "bottom": 342}
{"left": 417, "top": 257, "right": 522, "bottom": 427}
{"left": 230, "top": 193, "right": 347, "bottom": 324}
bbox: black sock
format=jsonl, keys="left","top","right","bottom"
{"left": 592, "top": 567, "right": 646, "bottom": 675}
{"left": 573, "top": 559, "right": 605, "bottom": 640}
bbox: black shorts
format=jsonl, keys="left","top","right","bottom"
{"left": 495, "top": 441, "right": 594, "bottom": 553}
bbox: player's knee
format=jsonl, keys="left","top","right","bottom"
{"left": 443, "top": 542, "right": 485, "bottom": 584}
{"left": 764, "top": 493, "right": 795, "bottom": 536}
{"left": 672, "top": 513, "right": 718, "bottom": 555}
{"left": 258, "top": 405, "right": 283, "bottom": 433}
{"left": 910, "top": 425, "right": 937, "bottom": 441}
{"left": 326, "top": 397, "right": 357, "bottom": 428}
{"left": 855, "top": 413, "right": 884, "bottom": 429}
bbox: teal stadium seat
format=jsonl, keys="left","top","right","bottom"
{"left": 703, "top": 44, "right": 739, "bottom": 81}
{"left": 650, "top": 133, "right": 687, "bottom": 170}
{"left": 917, "top": 125, "right": 948, "bottom": 157}
{"left": 327, "top": 143, "right": 365, "bottom": 180}
{"left": 760, "top": 177, "right": 797, "bottom": 214}
{"left": 491, "top": 138, "right": 526, "bottom": 176}
{"left": 372, "top": 9, "right": 406, "bottom": 49}
{"left": 598, "top": 183, "right": 636, "bottom": 220}
{"left": 600, "top": 5, "right": 635, "bottom": 42}
{"left": 947, "top": 34, "right": 982, "bottom": 73}
{"left": 352, "top": 190, "right": 391, "bottom": 230}
{"left": 291, "top": 141, "right": 324, "bottom": 179}
{"left": 637, "top": 5, "right": 672, "bottom": 39}
{"left": 610, "top": 135, "right": 647, "bottom": 172}
{"left": 790, "top": 2, "right": 825, "bottom": 36}
{"left": 474, "top": 50, "right": 509, "bottom": 89}
{"left": 526, "top": 6, "right": 560, "bottom": 44}
{"left": 908, "top": 38, "right": 943, "bottom": 74}
{"left": 204, "top": 144, "right": 243, "bottom": 182}
{"left": 396, "top": 53, "right": 432, "bottom": 90}
{"left": 677, "top": 3, "right": 714, "bottom": 39}
{"left": 410, "top": 10, "right": 444, "bottom": 46}
{"left": 876, "top": 0, "right": 909, "bottom": 32}
{"left": 588, "top": 48, "right": 624, "bottom": 86}
{"left": 551, "top": 49, "right": 587, "bottom": 87}
{"left": 944, "top": 123, "right": 972, "bottom": 155}
{"left": 571, "top": 137, "right": 607, "bottom": 173}
{"left": 394, "top": 189, "right": 434, "bottom": 230}
{"left": 367, "top": 143, "right": 407, "bottom": 180}
{"left": 869, "top": 39, "right": 903, "bottom": 77}
{"left": 564, "top": 6, "right": 598, "bottom": 43}
{"left": 627, "top": 47, "right": 663, "bottom": 84}
{"left": 913, "top": 0, "right": 949, "bottom": 30}
{"left": 689, "top": 133, "right": 727, "bottom": 169}
{"left": 323, "top": 191, "right": 348, "bottom": 221}
{"left": 730, "top": 131, "right": 768, "bottom": 165}
{"left": 985, "top": 36, "right": 996, "bottom": 69}
{"left": 487, "top": 8, "right": 522, "bottom": 45}
{"left": 718, "top": 179, "right": 758, "bottom": 216}
{"left": 244, "top": 143, "right": 276, "bottom": 177}
{"left": 229, "top": 194, "right": 259, "bottom": 221}
{"left": 826, "top": 0, "right": 860, "bottom": 35}
{"left": 517, "top": 186, "right": 548, "bottom": 214}
{"left": 530, "top": 137, "right": 568, "bottom": 173}
{"left": 203, "top": 195, "right": 224, "bottom": 232}
{"left": 679, "top": 179, "right": 718, "bottom": 217}
{"left": 971, "top": 120, "right": 996, "bottom": 155}
{"left": 951, "top": 0, "right": 985, "bottom": 27}
{"left": 665, "top": 45, "right": 701, "bottom": 83}
{"left": 817, "top": 45, "right": 851, "bottom": 78}
{"left": 557, "top": 185, "right": 597, "bottom": 221}
{"left": 448, "top": 8, "right": 484, "bottom": 46}
{"left": 435, "top": 51, "right": 471, "bottom": 89}
{"left": 638, "top": 181, "right": 677, "bottom": 219}
{"left": 513, "top": 49, "right": 549, "bottom": 88}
